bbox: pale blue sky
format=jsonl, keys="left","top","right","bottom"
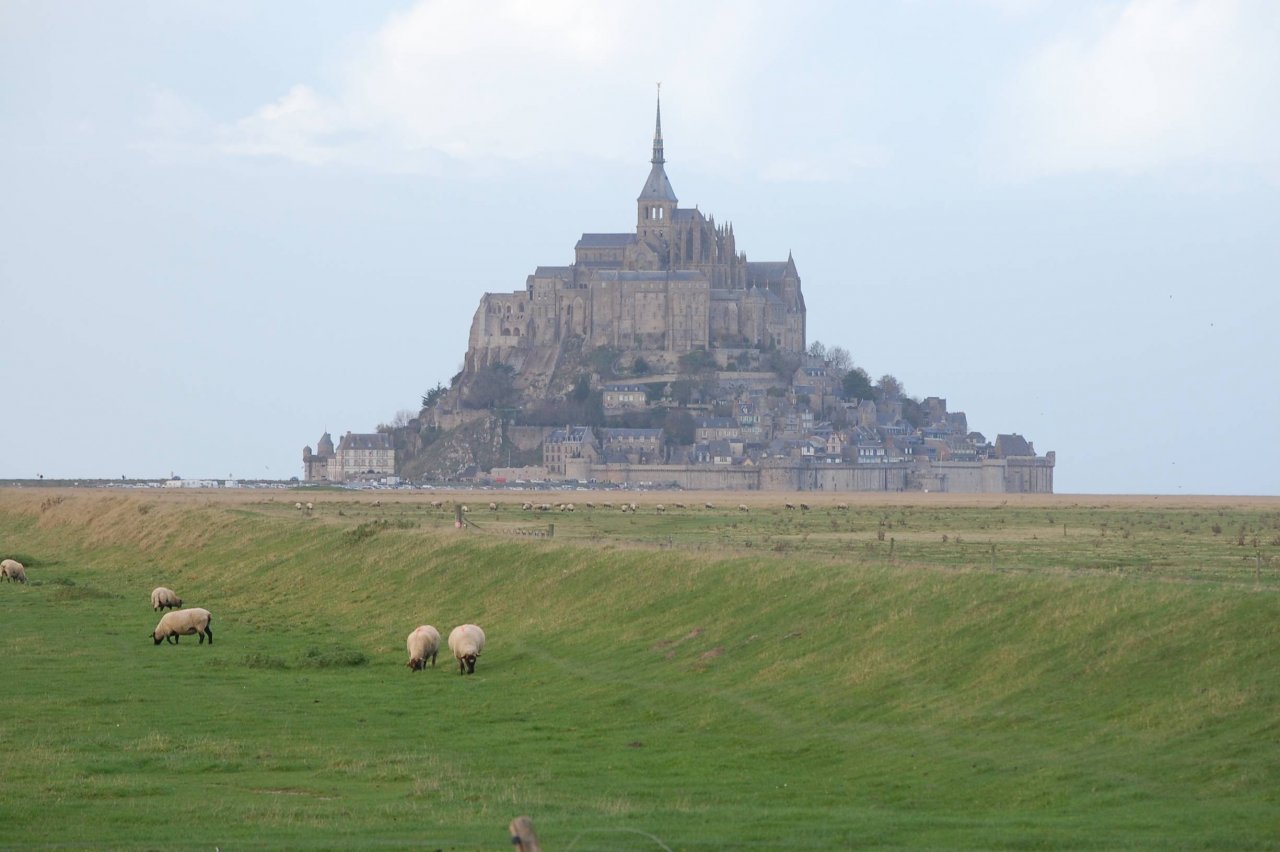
{"left": 2, "top": 1, "right": 1277, "bottom": 493}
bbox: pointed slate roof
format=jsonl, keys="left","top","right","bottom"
{"left": 637, "top": 92, "right": 678, "bottom": 204}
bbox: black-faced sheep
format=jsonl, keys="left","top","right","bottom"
{"left": 150, "top": 586, "right": 182, "bottom": 611}
{"left": 151, "top": 607, "right": 213, "bottom": 645}
{"left": 406, "top": 625, "right": 441, "bottom": 671}
{"left": 448, "top": 624, "right": 486, "bottom": 675}
{"left": 1, "top": 559, "right": 27, "bottom": 583}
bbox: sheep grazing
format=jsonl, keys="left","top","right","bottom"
{"left": 785, "top": 502, "right": 796, "bottom": 510}
{"left": 448, "top": 624, "right": 486, "bottom": 675}
{"left": 294, "top": 502, "right": 303, "bottom": 511}
{"left": 406, "top": 625, "right": 441, "bottom": 671}
{"left": 674, "top": 502, "right": 687, "bottom": 509}
{"left": 655, "top": 504, "right": 665, "bottom": 513}
{"left": 836, "top": 502, "right": 849, "bottom": 510}
{"left": 738, "top": 504, "right": 749, "bottom": 512}
{"left": 150, "top": 586, "right": 182, "bottom": 611}
{"left": 704, "top": 502, "right": 716, "bottom": 509}
{"left": 151, "top": 607, "right": 213, "bottom": 646}
{"left": 488, "top": 502, "right": 498, "bottom": 512}
{"left": 522, "top": 501, "right": 533, "bottom": 511}
{"left": 1, "top": 559, "right": 27, "bottom": 584}
{"left": 800, "top": 503, "right": 811, "bottom": 511}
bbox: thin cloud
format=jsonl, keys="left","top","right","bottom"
{"left": 997, "top": 0, "right": 1280, "bottom": 180}
{"left": 152, "top": 0, "right": 881, "bottom": 183}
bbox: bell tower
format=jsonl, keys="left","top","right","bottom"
{"left": 636, "top": 86, "right": 678, "bottom": 242}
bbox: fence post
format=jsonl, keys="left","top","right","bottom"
{"left": 510, "top": 815, "right": 542, "bottom": 851}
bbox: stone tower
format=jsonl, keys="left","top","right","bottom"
{"left": 636, "top": 91, "right": 678, "bottom": 247}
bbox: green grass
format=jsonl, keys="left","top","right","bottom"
{"left": 0, "top": 490, "right": 1277, "bottom": 849}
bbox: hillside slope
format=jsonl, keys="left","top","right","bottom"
{"left": 1, "top": 490, "right": 1276, "bottom": 848}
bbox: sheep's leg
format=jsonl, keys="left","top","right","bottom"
{"left": 204, "top": 626, "right": 213, "bottom": 644}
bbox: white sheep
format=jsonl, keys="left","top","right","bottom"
{"left": 488, "top": 502, "right": 498, "bottom": 512}
{"left": 150, "top": 586, "right": 182, "bottom": 611}
{"left": 1, "top": 559, "right": 27, "bottom": 584}
{"left": 151, "top": 607, "right": 213, "bottom": 645}
{"left": 655, "top": 504, "right": 665, "bottom": 513}
{"left": 448, "top": 624, "right": 486, "bottom": 675}
{"left": 406, "top": 625, "right": 441, "bottom": 671}
{"left": 738, "top": 504, "right": 749, "bottom": 512}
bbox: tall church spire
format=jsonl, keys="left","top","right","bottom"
{"left": 652, "top": 84, "right": 665, "bottom": 165}
{"left": 637, "top": 86, "right": 678, "bottom": 234}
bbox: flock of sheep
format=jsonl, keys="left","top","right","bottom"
{"left": 149, "top": 587, "right": 213, "bottom": 645}
{"left": 408, "top": 623, "right": 486, "bottom": 675}
{"left": 5, "top": 555, "right": 486, "bottom": 676}
{"left": 148, "top": 584, "right": 486, "bottom": 674}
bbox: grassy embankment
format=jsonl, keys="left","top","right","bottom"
{"left": 1, "top": 489, "right": 1277, "bottom": 849}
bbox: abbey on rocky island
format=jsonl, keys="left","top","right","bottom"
{"left": 466, "top": 94, "right": 806, "bottom": 376}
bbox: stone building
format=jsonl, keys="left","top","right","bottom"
{"left": 302, "top": 432, "right": 335, "bottom": 482}
{"left": 303, "top": 431, "right": 394, "bottom": 482}
{"left": 467, "top": 95, "right": 806, "bottom": 375}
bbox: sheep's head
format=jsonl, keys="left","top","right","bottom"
{"left": 463, "top": 653, "right": 478, "bottom": 674}
{"left": 152, "top": 632, "right": 164, "bottom": 645}
{"left": 407, "top": 658, "right": 424, "bottom": 671}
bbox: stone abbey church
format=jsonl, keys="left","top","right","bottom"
{"left": 467, "top": 97, "right": 806, "bottom": 372}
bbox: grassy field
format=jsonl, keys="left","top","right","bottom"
{"left": 1, "top": 487, "right": 1277, "bottom": 849}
